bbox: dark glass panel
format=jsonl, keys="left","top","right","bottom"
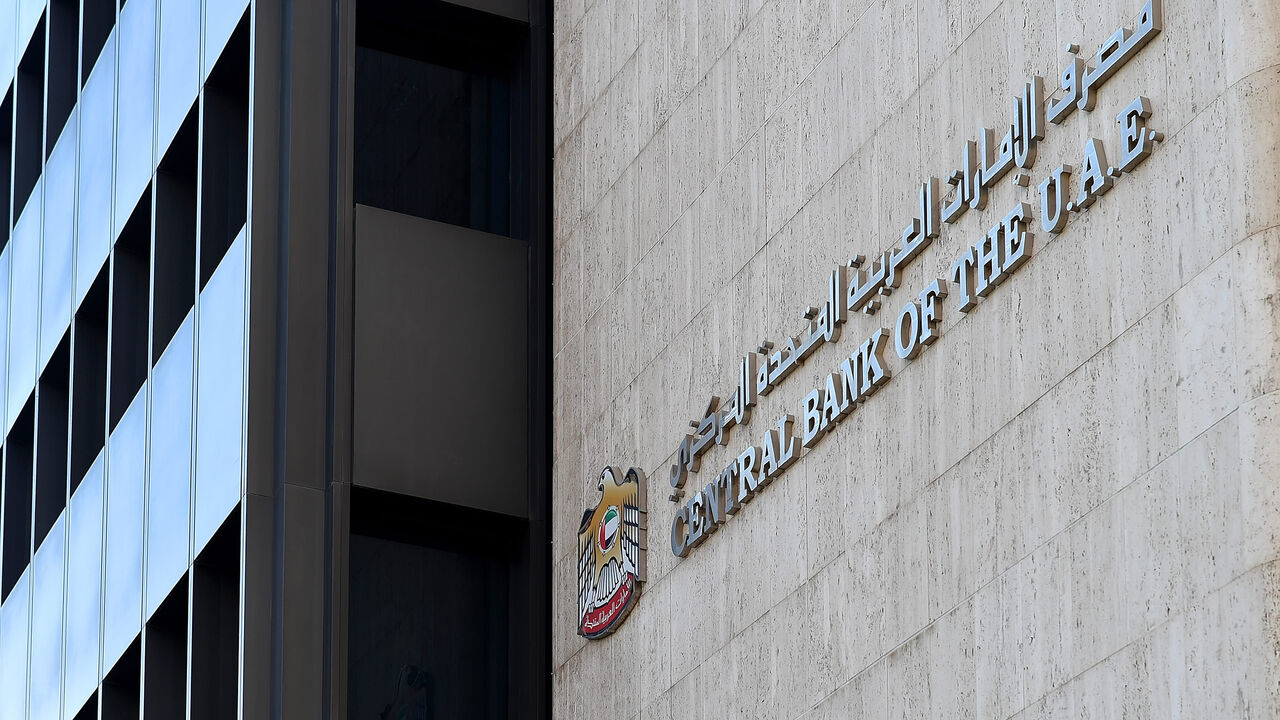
{"left": 143, "top": 576, "right": 189, "bottom": 717}
{"left": 41, "top": 110, "right": 76, "bottom": 364}
{"left": 8, "top": 181, "right": 40, "bottom": 426}
{"left": 13, "top": 13, "right": 42, "bottom": 213}
{"left": 0, "top": 88, "right": 11, "bottom": 251}
{"left": 72, "top": 693, "right": 99, "bottom": 720}
{"left": 191, "top": 508, "right": 239, "bottom": 720}
{"left": 198, "top": 13, "right": 248, "bottom": 288}
{"left": 2, "top": 396, "right": 35, "bottom": 601}
{"left": 347, "top": 490, "right": 519, "bottom": 720}
{"left": 109, "top": 188, "right": 151, "bottom": 432}
{"left": 33, "top": 331, "right": 70, "bottom": 548}
{"left": 153, "top": 106, "right": 198, "bottom": 361}
{"left": 353, "top": 0, "right": 528, "bottom": 236}
{"left": 46, "top": 0, "right": 77, "bottom": 150}
{"left": 71, "top": 264, "right": 109, "bottom": 488}
{"left": 81, "top": 0, "right": 114, "bottom": 86}
{"left": 101, "top": 637, "right": 141, "bottom": 720}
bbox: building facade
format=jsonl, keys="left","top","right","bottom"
{"left": 552, "top": 0, "right": 1280, "bottom": 718}
{"left": 0, "top": 0, "right": 553, "bottom": 718}
{"left": 3, "top": 0, "right": 1280, "bottom": 718}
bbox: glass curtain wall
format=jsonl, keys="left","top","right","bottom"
{"left": 0, "top": 0, "right": 252, "bottom": 717}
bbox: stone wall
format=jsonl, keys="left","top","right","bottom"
{"left": 552, "top": 0, "right": 1280, "bottom": 716}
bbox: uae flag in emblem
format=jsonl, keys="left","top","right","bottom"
{"left": 578, "top": 466, "right": 647, "bottom": 639}
{"left": 598, "top": 506, "right": 619, "bottom": 552}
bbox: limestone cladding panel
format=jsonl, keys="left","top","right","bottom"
{"left": 552, "top": 0, "right": 1280, "bottom": 716}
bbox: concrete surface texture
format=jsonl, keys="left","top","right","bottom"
{"left": 551, "top": 0, "right": 1280, "bottom": 716}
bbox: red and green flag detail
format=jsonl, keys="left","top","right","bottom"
{"left": 597, "top": 506, "right": 619, "bottom": 552}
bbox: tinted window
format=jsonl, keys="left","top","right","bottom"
{"left": 353, "top": 1, "right": 527, "bottom": 236}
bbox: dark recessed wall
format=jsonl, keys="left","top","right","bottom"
{"left": 352, "top": 205, "right": 528, "bottom": 517}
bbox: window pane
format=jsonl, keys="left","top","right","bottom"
{"left": 194, "top": 230, "right": 244, "bottom": 553}
{"left": 0, "top": 569, "right": 30, "bottom": 720}
{"left": 157, "top": 0, "right": 199, "bottom": 152}
{"left": 354, "top": 46, "right": 511, "bottom": 234}
{"left": 0, "top": 0, "right": 15, "bottom": 88}
{"left": 145, "top": 311, "right": 193, "bottom": 618}
{"left": 64, "top": 452, "right": 103, "bottom": 712}
{"left": 115, "top": 0, "right": 155, "bottom": 238}
{"left": 8, "top": 181, "right": 41, "bottom": 429}
{"left": 16, "top": 0, "right": 41, "bottom": 55}
{"left": 348, "top": 534, "right": 509, "bottom": 720}
{"left": 0, "top": 250, "right": 11, "bottom": 426}
{"left": 76, "top": 30, "right": 115, "bottom": 310}
{"left": 203, "top": 0, "right": 248, "bottom": 83}
{"left": 103, "top": 388, "right": 146, "bottom": 669}
{"left": 41, "top": 109, "right": 77, "bottom": 370}
{"left": 30, "top": 515, "right": 66, "bottom": 720}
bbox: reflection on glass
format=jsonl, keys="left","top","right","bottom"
{"left": 0, "top": 0, "right": 14, "bottom": 90}
{"left": 41, "top": 109, "right": 77, "bottom": 369}
{"left": 8, "top": 182, "right": 41, "bottom": 429}
{"left": 16, "top": 0, "right": 40, "bottom": 53}
{"left": 114, "top": 0, "right": 156, "bottom": 238}
{"left": 0, "top": 568, "right": 30, "bottom": 720}
{"left": 0, "top": 250, "right": 10, "bottom": 428}
{"left": 146, "top": 311, "right": 193, "bottom": 618}
{"left": 203, "top": 0, "right": 248, "bottom": 82}
{"left": 64, "top": 452, "right": 104, "bottom": 712}
{"left": 194, "top": 230, "right": 244, "bottom": 554}
{"left": 104, "top": 388, "right": 146, "bottom": 669}
{"left": 157, "top": 0, "right": 199, "bottom": 151}
{"left": 29, "top": 516, "right": 65, "bottom": 720}
{"left": 76, "top": 30, "right": 116, "bottom": 310}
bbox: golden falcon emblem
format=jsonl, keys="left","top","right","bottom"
{"left": 577, "top": 466, "right": 647, "bottom": 638}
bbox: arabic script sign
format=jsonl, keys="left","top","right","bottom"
{"left": 665, "top": 0, "right": 1166, "bottom": 558}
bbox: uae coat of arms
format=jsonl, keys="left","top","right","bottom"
{"left": 577, "top": 466, "right": 647, "bottom": 638}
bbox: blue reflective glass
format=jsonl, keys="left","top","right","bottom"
{"left": 0, "top": 568, "right": 30, "bottom": 720}
{"left": 0, "top": 251, "right": 11, "bottom": 425}
{"left": 40, "top": 109, "right": 77, "bottom": 369}
{"left": 0, "top": 0, "right": 15, "bottom": 90}
{"left": 16, "top": 0, "right": 41, "bottom": 57}
{"left": 115, "top": 0, "right": 156, "bottom": 238}
{"left": 145, "top": 310, "right": 192, "bottom": 618}
{"left": 29, "top": 515, "right": 65, "bottom": 720}
{"left": 103, "top": 388, "right": 146, "bottom": 669}
{"left": 63, "top": 451, "right": 103, "bottom": 713}
{"left": 8, "top": 181, "right": 41, "bottom": 430}
{"left": 194, "top": 230, "right": 244, "bottom": 553}
{"left": 203, "top": 0, "right": 247, "bottom": 82}
{"left": 157, "top": 0, "right": 199, "bottom": 153}
{"left": 76, "top": 30, "right": 115, "bottom": 310}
